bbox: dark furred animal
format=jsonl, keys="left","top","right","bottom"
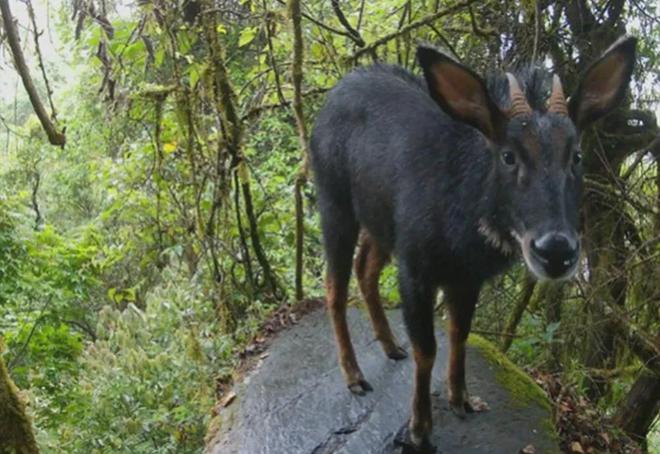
{"left": 310, "top": 37, "right": 636, "bottom": 450}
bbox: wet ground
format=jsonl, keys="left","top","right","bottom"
{"left": 206, "top": 306, "right": 558, "bottom": 454}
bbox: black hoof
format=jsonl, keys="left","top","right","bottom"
{"left": 450, "top": 395, "right": 489, "bottom": 418}
{"left": 449, "top": 400, "right": 467, "bottom": 419}
{"left": 394, "top": 425, "right": 437, "bottom": 453}
{"left": 387, "top": 345, "right": 408, "bottom": 360}
{"left": 348, "top": 379, "right": 373, "bottom": 395}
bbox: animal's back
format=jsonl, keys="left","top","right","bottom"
{"left": 310, "top": 65, "right": 457, "bottom": 251}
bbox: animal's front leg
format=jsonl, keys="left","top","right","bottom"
{"left": 445, "top": 284, "right": 480, "bottom": 418}
{"left": 400, "top": 262, "right": 437, "bottom": 450}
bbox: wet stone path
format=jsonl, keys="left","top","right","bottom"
{"left": 206, "top": 306, "right": 558, "bottom": 454}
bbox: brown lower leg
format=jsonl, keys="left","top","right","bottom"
{"left": 410, "top": 344, "right": 436, "bottom": 445}
{"left": 326, "top": 275, "right": 365, "bottom": 388}
{"left": 354, "top": 233, "right": 404, "bottom": 358}
{"left": 446, "top": 295, "right": 477, "bottom": 415}
{"left": 447, "top": 318, "right": 468, "bottom": 406}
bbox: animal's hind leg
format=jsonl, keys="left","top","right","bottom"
{"left": 320, "top": 201, "right": 371, "bottom": 395}
{"left": 354, "top": 231, "right": 407, "bottom": 360}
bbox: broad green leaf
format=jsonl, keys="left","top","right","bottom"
{"left": 238, "top": 27, "right": 258, "bottom": 47}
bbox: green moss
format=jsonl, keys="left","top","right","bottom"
{"left": 468, "top": 334, "right": 559, "bottom": 447}
{"left": 204, "top": 388, "right": 241, "bottom": 447}
{"left": 0, "top": 338, "right": 40, "bottom": 454}
{"left": 205, "top": 414, "right": 224, "bottom": 446}
{"left": 468, "top": 334, "right": 552, "bottom": 412}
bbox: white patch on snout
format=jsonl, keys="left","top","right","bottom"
{"left": 511, "top": 229, "right": 550, "bottom": 279}
{"left": 477, "top": 218, "right": 514, "bottom": 255}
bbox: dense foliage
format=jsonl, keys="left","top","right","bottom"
{"left": 0, "top": 0, "right": 658, "bottom": 452}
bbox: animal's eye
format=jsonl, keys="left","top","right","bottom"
{"left": 573, "top": 151, "right": 582, "bottom": 166}
{"left": 501, "top": 151, "right": 516, "bottom": 167}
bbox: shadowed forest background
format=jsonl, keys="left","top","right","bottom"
{"left": 0, "top": 0, "right": 658, "bottom": 453}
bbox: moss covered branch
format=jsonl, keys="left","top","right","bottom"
{"left": 0, "top": 340, "right": 39, "bottom": 454}
{"left": 289, "top": 0, "right": 308, "bottom": 302}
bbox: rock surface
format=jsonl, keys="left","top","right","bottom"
{"left": 206, "top": 306, "right": 558, "bottom": 454}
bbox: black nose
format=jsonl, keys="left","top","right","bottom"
{"left": 530, "top": 232, "right": 579, "bottom": 278}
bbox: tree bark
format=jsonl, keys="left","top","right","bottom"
{"left": 611, "top": 370, "right": 660, "bottom": 449}
{"left": 331, "top": 0, "right": 365, "bottom": 47}
{"left": 0, "top": 343, "right": 39, "bottom": 454}
{"left": 655, "top": 144, "right": 660, "bottom": 238}
{"left": 289, "top": 0, "right": 307, "bottom": 302}
{"left": 500, "top": 273, "right": 536, "bottom": 353}
{"left": 0, "top": 0, "right": 65, "bottom": 147}
{"left": 593, "top": 300, "right": 660, "bottom": 378}
{"left": 30, "top": 171, "right": 42, "bottom": 230}
{"left": 240, "top": 172, "right": 281, "bottom": 299}
{"left": 201, "top": 1, "right": 281, "bottom": 300}
{"left": 543, "top": 282, "right": 565, "bottom": 372}
{"left": 234, "top": 172, "right": 255, "bottom": 295}
{"left": 26, "top": 0, "right": 57, "bottom": 122}
{"left": 559, "top": 0, "right": 658, "bottom": 401}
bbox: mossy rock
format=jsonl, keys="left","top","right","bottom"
{"left": 207, "top": 307, "right": 561, "bottom": 453}
{"left": 468, "top": 334, "right": 551, "bottom": 411}
{"left": 468, "top": 333, "right": 558, "bottom": 445}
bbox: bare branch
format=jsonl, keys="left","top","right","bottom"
{"left": 595, "top": 299, "right": 660, "bottom": 377}
{"left": 0, "top": 111, "right": 28, "bottom": 138}
{"left": 352, "top": 0, "right": 480, "bottom": 60}
{"left": 274, "top": 0, "right": 354, "bottom": 41}
{"left": 331, "top": 0, "right": 365, "bottom": 47}
{"left": 0, "top": 0, "right": 65, "bottom": 146}
{"left": 240, "top": 87, "right": 329, "bottom": 122}
{"left": 26, "top": 0, "right": 57, "bottom": 121}
{"left": 621, "top": 134, "right": 660, "bottom": 180}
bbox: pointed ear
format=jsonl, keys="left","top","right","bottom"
{"left": 568, "top": 36, "right": 637, "bottom": 130}
{"left": 417, "top": 46, "right": 506, "bottom": 142}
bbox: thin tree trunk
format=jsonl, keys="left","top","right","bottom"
{"left": 289, "top": 0, "right": 308, "bottom": 302}
{"left": 330, "top": 0, "right": 365, "bottom": 47}
{"left": 30, "top": 171, "right": 42, "bottom": 230}
{"left": 501, "top": 273, "right": 536, "bottom": 353}
{"left": 591, "top": 299, "right": 660, "bottom": 378}
{"left": 0, "top": 0, "right": 65, "bottom": 146}
{"left": 263, "top": 0, "right": 285, "bottom": 105}
{"left": 561, "top": 0, "right": 659, "bottom": 403}
{"left": 543, "top": 281, "right": 564, "bottom": 372}
{"left": 293, "top": 179, "right": 304, "bottom": 301}
{"left": 234, "top": 172, "right": 255, "bottom": 295}
{"left": 655, "top": 146, "right": 660, "bottom": 237}
{"left": 153, "top": 97, "right": 165, "bottom": 266}
{"left": 582, "top": 152, "right": 629, "bottom": 400}
{"left": 202, "top": 1, "right": 281, "bottom": 300}
{"left": 25, "top": 0, "right": 57, "bottom": 121}
{"left": 240, "top": 171, "right": 280, "bottom": 299}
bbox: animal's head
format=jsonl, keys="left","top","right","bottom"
{"left": 417, "top": 37, "right": 636, "bottom": 280}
